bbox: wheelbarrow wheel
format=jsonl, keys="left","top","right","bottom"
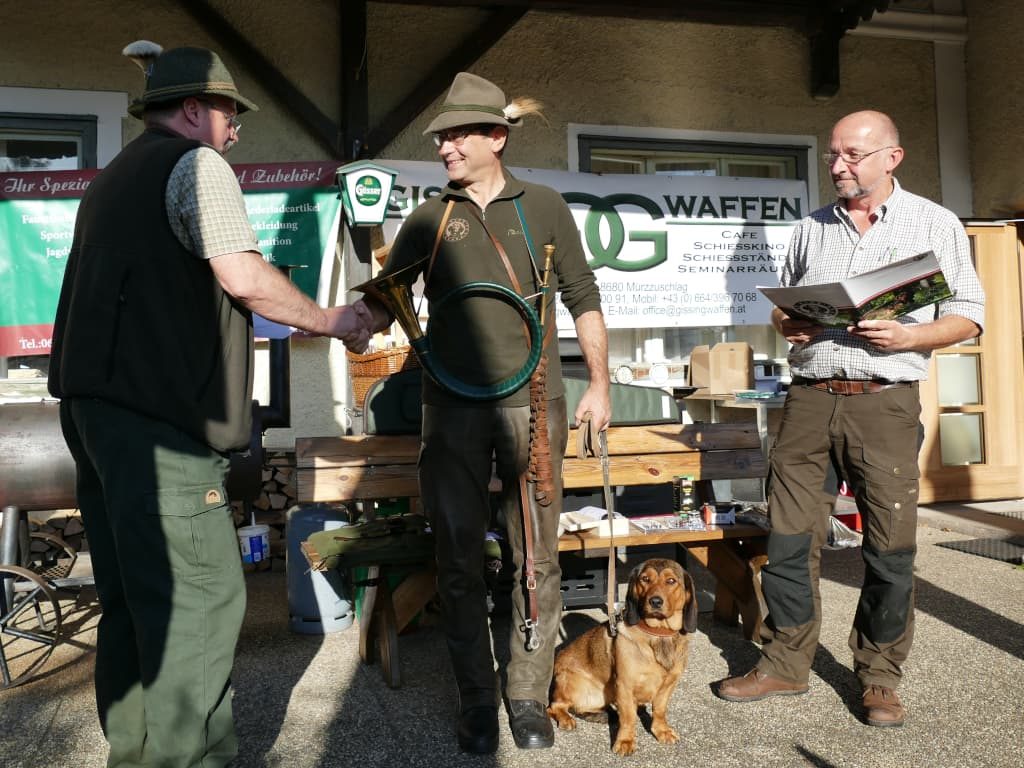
{"left": 0, "top": 564, "right": 62, "bottom": 689}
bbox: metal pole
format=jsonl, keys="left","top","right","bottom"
{"left": 1, "top": 505, "right": 22, "bottom": 612}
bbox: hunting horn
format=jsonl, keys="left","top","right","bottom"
{"left": 352, "top": 258, "right": 544, "bottom": 401}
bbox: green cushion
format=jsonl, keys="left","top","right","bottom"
{"left": 562, "top": 377, "right": 680, "bottom": 426}
{"left": 305, "top": 513, "right": 433, "bottom": 570}
{"left": 363, "top": 370, "right": 680, "bottom": 435}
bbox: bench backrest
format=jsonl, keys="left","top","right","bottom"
{"left": 295, "top": 422, "right": 765, "bottom": 504}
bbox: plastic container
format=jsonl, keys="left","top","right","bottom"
{"left": 237, "top": 524, "right": 270, "bottom": 571}
{"left": 286, "top": 504, "right": 354, "bottom": 634}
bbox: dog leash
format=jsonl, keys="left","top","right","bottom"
{"left": 577, "top": 413, "right": 620, "bottom": 637}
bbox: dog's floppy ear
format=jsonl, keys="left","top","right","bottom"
{"left": 624, "top": 563, "right": 642, "bottom": 626}
{"left": 680, "top": 569, "right": 698, "bottom": 634}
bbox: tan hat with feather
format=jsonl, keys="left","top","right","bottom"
{"left": 423, "top": 72, "right": 543, "bottom": 135}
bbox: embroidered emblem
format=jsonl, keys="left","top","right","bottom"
{"left": 506, "top": 228, "right": 523, "bottom": 237}
{"left": 444, "top": 217, "right": 470, "bottom": 241}
{"left": 205, "top": 489, "right": 223, "bottom": 505}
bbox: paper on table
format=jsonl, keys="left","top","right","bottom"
{"left": 559, "top": 506, "right": 631, "bottom": 537}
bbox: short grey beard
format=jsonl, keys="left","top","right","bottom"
{"left": 834, "top": 177, "right": 881, "bottom": 200}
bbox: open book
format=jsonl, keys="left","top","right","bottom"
{"left": 758, "top": 251, "right": 952, "bottom": 327}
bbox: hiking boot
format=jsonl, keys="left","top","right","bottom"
{"left": 509, "top": 699, "right": 554, "bottom": 749}
{"left": 457, "top": 705, "right": 499, "bottom": 753}
{"left": 862, "top": 685, "right": 905, "bottom": 727}
{"left": 717, "top": 668, "right": 809, "bottom": 702}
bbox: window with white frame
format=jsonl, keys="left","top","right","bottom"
{"left": 578, "top": 135, "right": 807, "bottom": 181}
{"left": 0, "top": 113, "right": 97, "bottom": 171}
{"left": 0, "top": 88, "right": 126, "bottom": 384}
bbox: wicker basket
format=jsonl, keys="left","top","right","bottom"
{"left": 347, "top": 345, "right": 421, "bottom": 408}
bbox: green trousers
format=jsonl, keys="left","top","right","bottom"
{"left": 758, "top": 383, "right": 920, "bottom": 690}
{"left": 60, "top": 398, "right": 246, "bottom": 768}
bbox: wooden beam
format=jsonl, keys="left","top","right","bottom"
{"left": 341, "top": 0, "right": 370, "bottom": 160}
{"left": 368, "top": 1, "right": 818, "bottom": 28}
{"left": 295, "top": 447, "right": 766, "bottom": 502}
{"left": 810, "top": 26, "right": 843, "bottom": 99}
{"left": 365, "top": 7, "right": 526, "bottom": 155}
{"left": 294, "top": 422, "right": 761, "bottom": 468}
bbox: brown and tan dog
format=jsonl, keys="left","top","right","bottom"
{"left": 548, "top": 558, "right": 698, "bottom": 755}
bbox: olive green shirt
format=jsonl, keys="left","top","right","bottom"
{"left": 385, "top": 171, "right": 601, "bottom": 407}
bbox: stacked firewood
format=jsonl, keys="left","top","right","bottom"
{"left": 28, "top": 511, "right": 86, "bottom": 554}
{"left": 229, "top": 450, "right": 297, "bottom": 560}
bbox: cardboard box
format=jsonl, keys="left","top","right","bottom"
{"left": 688, "top": 345, "right": 710, "bottom": 388}
{"left": 709, "top": 342, "right": 754, "bottom": 394}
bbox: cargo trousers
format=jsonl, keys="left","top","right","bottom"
{"left": 757, "top": 382, "right": 920, "bottom": 690}
{"left": 420, "top": 398, "right": 568, "bottom": 711}
{"left": 60, "top": 398, "right": 246, "bottom": 768}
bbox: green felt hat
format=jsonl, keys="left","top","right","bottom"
{"left": 124, "top": 41, "right": 258, "bottom": 118}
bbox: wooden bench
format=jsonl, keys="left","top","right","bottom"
{"left": 296, "top": 420, "right": 769, "bottom": 687}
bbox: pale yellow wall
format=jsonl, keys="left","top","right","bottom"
{"left": 0, "top": 0, "right": 333, "bottom": 162}
{"left": 370, "top": 9, "right": 942, "bottom": 206}
{"left": 3, "top": 2, "right": 1008, "bottom": 447}
{"left": 965, "top": 0, "right": 1024, "bottom": 216}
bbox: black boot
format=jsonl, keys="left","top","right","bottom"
{"left": 508, "top": 699, "right": 554, "bottom": 749}
{"left": 457, "top": 706, "right": 499, "bottom": 754}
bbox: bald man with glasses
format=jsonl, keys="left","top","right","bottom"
{"left": 715, "top": 110, "right": 984, "bottom": 729}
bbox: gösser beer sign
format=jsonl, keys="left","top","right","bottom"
{"left": 336, "top": 160, "right": 398, "bottom": 226}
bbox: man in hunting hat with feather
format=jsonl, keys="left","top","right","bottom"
{"left": 348, "top": 72, "right": 611, "bottom": 754}
{"left": 49, "top": 42, "right": 367, "bottom": 767}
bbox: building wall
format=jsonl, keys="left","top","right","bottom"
{"left": 965, "top": 0, "right": 1024, "bottom": 216}
{"left": 3, "top": 1, "right": 1017, "bottom": 447}
{"left": 370, "top": 8, "right": 942, "bottom": 207}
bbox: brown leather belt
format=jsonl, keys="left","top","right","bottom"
{"left": 794, "top": 377, "right": 914, "bottom": 395}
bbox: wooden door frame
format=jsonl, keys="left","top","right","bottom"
{"left": 917, "top": 222, "right": 1024, "bottom": 503}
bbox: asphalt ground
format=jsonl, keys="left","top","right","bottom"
{"left": 1, "top": 500, "right": 1021, "bottom": 768}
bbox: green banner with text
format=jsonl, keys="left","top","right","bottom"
{"left": 0, "top": 161, "right": 342, "bottom": 357}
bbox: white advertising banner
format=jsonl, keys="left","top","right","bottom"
{"left": 377, "top": 160, "right": 808, "bottom": 330}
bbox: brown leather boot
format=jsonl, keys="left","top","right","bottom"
{"left": 862, "top": 685, "right": 905, "bottom": 727}
{"left": 716, "top": 669, "right": 809, "bottom": 702}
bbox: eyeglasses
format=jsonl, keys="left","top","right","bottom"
{"left": 432, "top": 125, "right": 493, "bottom": 147}
{"left": 196, "top": 98, "right": 241, "bottom": 133}
{"left": 822, "top": 146, "right": 892, "bottom": 166}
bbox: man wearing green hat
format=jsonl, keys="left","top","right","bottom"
{"left": 349, "top": 72, "right": 611, "bottom": 753}
{"left": 49, "top": 42, "right": 367, "bottom": 768}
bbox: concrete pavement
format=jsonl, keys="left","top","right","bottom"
{"left": 1, "top": 501, "right": 1021, "bottom": 768}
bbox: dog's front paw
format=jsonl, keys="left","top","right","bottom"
{"left": 547, "top": 705, "right": 577, "bottom": 731}
{"left": 652, "top": 724, "right": 680, "bottom": 744}
{"left": 612, "top": 737, "right": 637, "bottom": 756}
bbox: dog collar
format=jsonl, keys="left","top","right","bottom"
{"left": 633, "top": 622, "right": 678, "bottom": 637}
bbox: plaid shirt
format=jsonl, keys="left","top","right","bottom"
{"left": 782, "top": 179, "right": 985, "bottom": 381}
{"left": 166, "top": 147, "right": 258, "bottom": 259}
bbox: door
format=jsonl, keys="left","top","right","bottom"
{"left": 917, "top": 222, "right": 1024, "bottom": 503}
